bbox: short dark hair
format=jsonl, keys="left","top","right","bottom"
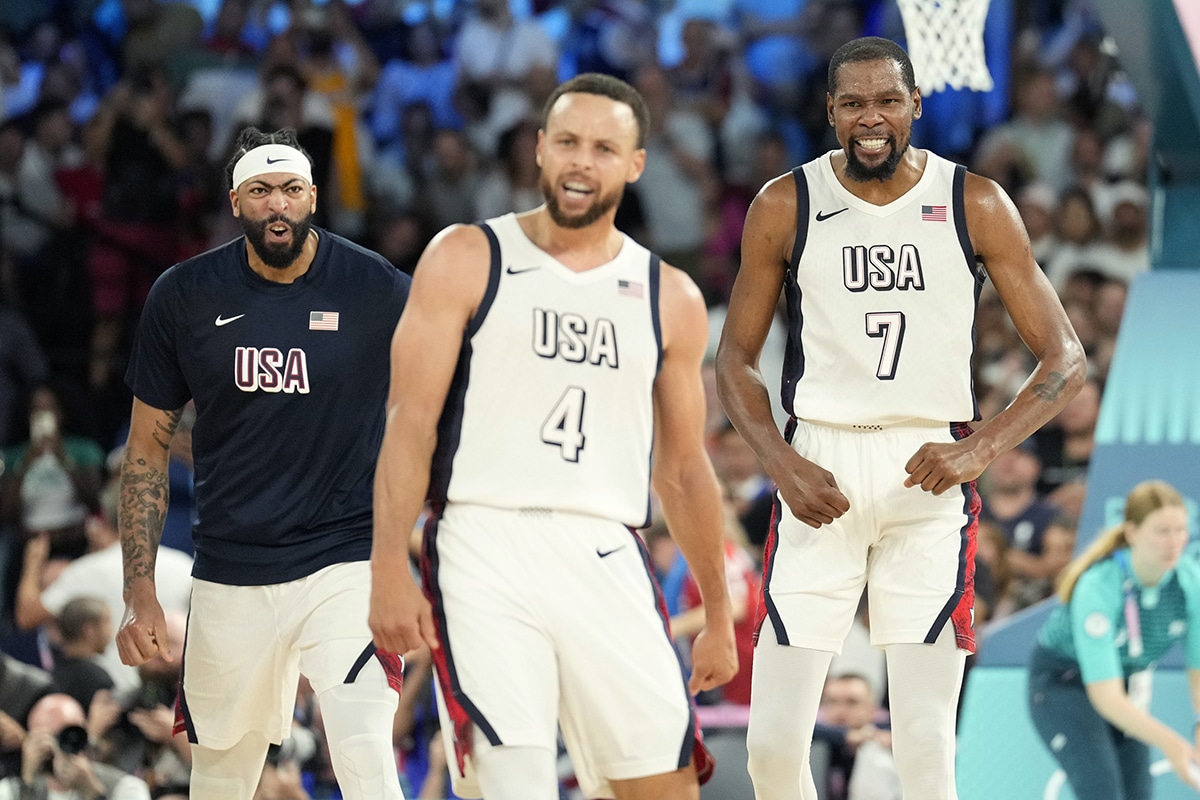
{"left": 540, "top": 73, "right": 650, "bottom": 150}
{"left": 827, "top": 37, "right": 916, "bottom": 96}
{"left": 224, "top": 126, "right": 315, "bottom": 190}
{"left": 58, "top": 597, "right": 108, "bottom": 643}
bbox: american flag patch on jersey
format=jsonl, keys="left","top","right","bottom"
{"left": 618, "top": 279, "right": 643, "bottom": 298}
{"left": 921, "top": 204, "right": 948, "bottom": 221}
{"left": 309, "top": 311, "right": 339, "bottom": 330}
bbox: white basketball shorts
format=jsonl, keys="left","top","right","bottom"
{"left": 421, "top": 503, "right": 710, "bottom": 799}
{"left": 176, "top": 561, "right": 403, "bottom": 749}
{"left": 756, "top": 419, "right": 979, "bottom": 654}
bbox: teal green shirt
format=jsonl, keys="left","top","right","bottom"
{"left": 1038, "top": 551, "right": 1200, "bottom": 683}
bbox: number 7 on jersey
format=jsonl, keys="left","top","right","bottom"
{"left": 541, "top": 386, "right": 587, "bottom": 462}
{"left": 866, "top": 311, "right": 906, "bottom": 380}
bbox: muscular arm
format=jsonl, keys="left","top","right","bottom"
{"left": 716, "top": 175, "right": 850, "bottom": 527}
{"left": 903, "top": 174, "right": 1086, "bottom": 494}
{"left": 115, "top": 398, "right": 182, "bottom": 665}
{"left": 369, "top": 224, "right": 490, "bottom": 656}
{"left": 652, "top": 265, "right": 737, "bottom": 692}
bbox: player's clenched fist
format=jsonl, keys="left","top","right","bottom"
{"left": 116, "top": 592, "right": 170, "bottom": 666}
{"left": 369, "top": 576, "right": 439, "bottom": 656}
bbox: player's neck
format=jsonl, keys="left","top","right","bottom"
{"left": 832, "top": 147, "right": 926, "bottom": 206}
{"left": 246, "top": 230, "right": 320, "bottom": 284}
{"left": 518, "top": 208, "right": 625, "bottom": 272}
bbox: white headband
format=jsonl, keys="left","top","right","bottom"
{"left": 232, "top": 144, "right": 313, "bottom": 190}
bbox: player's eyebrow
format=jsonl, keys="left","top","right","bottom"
{"left": 246, "top": 178, "right": 307, "bottom": 190}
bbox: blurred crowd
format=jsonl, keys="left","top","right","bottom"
{"left": 0, "top": 0, "right": 1153, "bottom": 797}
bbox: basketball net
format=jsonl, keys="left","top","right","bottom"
{"left": 896, "top": 0, "right": 994, "bottom": 93}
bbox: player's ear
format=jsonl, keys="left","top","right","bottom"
{"left": 309, "top": 184, "right": 318, "bottom": 214}
{"left": 626, "top": 148, "right": 646, "bottom": 184}
{"left": 912, "top": 87, "right": 922, "bottom": 120}
{"left": 536, "top": 129, "right": 545, "bottom": 169}
{"left": 826, "top": 93, "right": 835, "bottom": 127}
{"left": 229, "top": 189, "right": 240, "bottom": 217}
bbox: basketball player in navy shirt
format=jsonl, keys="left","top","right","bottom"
{"left": 717, "top": 39, "right": 1085, "bottom": 799}
{"left": 116, "top": 127, "right": 409, "bottom": 799}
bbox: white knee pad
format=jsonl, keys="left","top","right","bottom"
{"left": 191, "top": 733, "right": 272, "bottom": 800}
{"left": 319, "top": 682, "right": 404, "bottom": 799}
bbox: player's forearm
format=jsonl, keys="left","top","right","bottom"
{"left": 118, "top": 444, "right": 170, "bottom": 599}
{"left": 715, "top": 355, "right": 792, "bottom": 477}
{"left": 972, "top": 342, "right": 1086, "bottom": 459}
{"left": 656, "top": 464, "right": 733, "bottom": 622}
{"left": 371, "top": 416, "right": 435, "bottom": 575}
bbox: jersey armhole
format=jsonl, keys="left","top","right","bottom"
{"left": 788, "top": 166, "right": 809, "bottom": 275}
{"left": 951, "top": 164, "right": 982, "bottom": 283}
{"left": 466, "top": 223, "right": 504, "bottom": 338}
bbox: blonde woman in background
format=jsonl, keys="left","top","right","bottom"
{"left": 1028, "top": 480, "right": 1200, "bottom": 799}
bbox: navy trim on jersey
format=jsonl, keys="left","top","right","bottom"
{"left": 425, "top": 516, "right": 502, "bottom": 747}
{"left": 649, "top": 253, "right": 663, "bottom": 376}
{"left": 781, "top": 168, "right": 809, "bottom": 418}
{"left": 178, "top": 607, "right": 198, "bottom": 744}
{"left": 762, "top": 487, "right": 790, "bottom": 647}
{"left": 951, "top": 164, "right": 976, "bottom": 278}
{"left": 643, "top": 253, "right": 664, "bottom": 528}
{"left": 629, "top": 528, "right": 698, "bottom": 771}
{"left": 344, "top": 642, "right": 376, "bottom": 684}
{"left": 953, "top": 165, "right": 984, "bottom": 422}
{"left": 924, "top": 422, "right": 976, "bottom": 644}
{"left": 468, "top": 223, "right": 504, "bottom": 338}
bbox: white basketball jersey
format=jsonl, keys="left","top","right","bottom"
{"left": 429, "top": 213, "right": 661, "bottom": 528}
{"left": 782, "top": 150, "right": 982, "bottom": 426}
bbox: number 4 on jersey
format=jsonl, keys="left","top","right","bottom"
{"left": 541, "top": 386, "right": 586, "bottom": 462}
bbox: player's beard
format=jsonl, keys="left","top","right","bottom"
{"left": 844, "top": 133, "right": 909, "bottom": 183}
{"left": 240, "top": 211, "right": 314, "bottom": 270}
{"left": 541, "top": 174, "right": 624, "bottom": 229}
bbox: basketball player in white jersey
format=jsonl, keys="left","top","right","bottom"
{"left": 716, "top": 38, "right": 1085, "bottom": 800}
{"left": 369, "top": 73, "right": 738, "bottom": 800}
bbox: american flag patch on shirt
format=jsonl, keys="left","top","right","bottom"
{"left": 921, "top": 204, "right": 948, "bottom": 222}
{"left": 618, "top": 279, "right": 643, "bottom": 298}
{"left": 309, "top": 311, "right": 339, "bottom": 331}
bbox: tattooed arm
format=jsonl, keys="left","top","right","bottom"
{"left": 116, "top": 397, "right": 183, "bottom": 666}
{"left": 901, "top": 172, "right": 1087, "bottom": 495}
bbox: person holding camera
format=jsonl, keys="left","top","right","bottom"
{"left": 0, "top": 693, "right": 148, "bottom": 800}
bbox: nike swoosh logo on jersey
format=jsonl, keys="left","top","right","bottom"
{"left": 596, "top": 546, "right": 625, "bottom": 558}
{"left": 265, "top": 157, "right": 291, "bottom": 164}
{"left": 506, "top": 265, "right": 540, "bottom": 275}
{"left": 215, "top": 314, "right": 246, "bottom": 326}
{"left": 815, "top": 208, "right": 849, "bottom": 222}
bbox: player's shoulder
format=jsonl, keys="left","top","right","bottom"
{"left": 144, "top": 238, "right": 244, "bottom": 307}
{"left": 321, "top": 230, "right": 411, "bottom": 289}
{"left": 414, "top": 223, "right": 492, "bottom": 279}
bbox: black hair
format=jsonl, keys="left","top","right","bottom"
{"left": 224, "top": 126, "right": 314, "bottom": 190}
{"left": 827, "top": 37, "right": 916, "bottom": 96}
{"left": 540, "top": 73, "right": 650, "bottom": 150}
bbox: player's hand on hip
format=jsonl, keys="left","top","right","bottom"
{"left": 116, "top": 594, "right": 169, "bottom": 666}
{"left": 903, "top": 439, "right": 987, "bottom": 495}
{"left": 776, "top": 454, "right": 850, "bottom": 528}
{"left": 369, "top": 576, "right": 439, "bottom": 657}
{"left": 688, "top": 619, "right": 739, "bottom": 694}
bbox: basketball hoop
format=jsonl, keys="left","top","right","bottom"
{"left": 896, "top": 0, "right": 994, "bottom": 94}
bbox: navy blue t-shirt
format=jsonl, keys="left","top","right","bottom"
{"left": 126, "top": 230, "right": 410, "bottom": 585}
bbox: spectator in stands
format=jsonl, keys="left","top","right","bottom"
{"left": 1029, "top": 480, "right": 1200, "bottom": 800}
{"left": 421, "top": 128, "right": 481, "bottom": 229}
{"left": 1031, "top": 377, "right": 1100, "bottom": 495}
{"left": 816, "top": 673, "right": 900, "bottom": 800}
{"left": 974, "top": 66, "right": 1075, "bottom": 192}
{"left": 454, "top": 0, "right": 558, "bottom": 156}
{"left": 475, "top": 117, "right": 542, "bottom": 219}
{"left": 2, "top": 385, "right": 104, "bottom": 558}
{"left": 0, "top": 692, "right": 150, "bottom": 799}
{"left": 50, "top": 596, "right": 114, "bottom": 711}
{"left": 371, "top": 20, "right": 460, "bottom": 145}
{"left": 14, "top": 496, "right": 192, "bottom": 693}
{"left": 84, "top": 64, "right": 188, "bottom": 389}
{"left": 980, "top": 443, "right": 1065, "bottom": 585}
